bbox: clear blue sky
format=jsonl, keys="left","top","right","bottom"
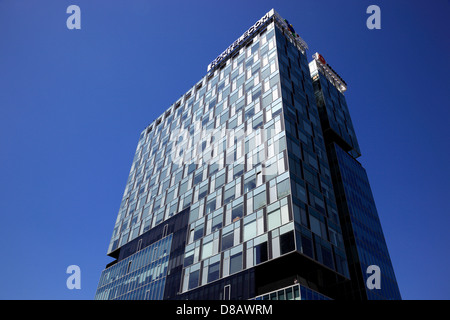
{"left": 0, "top": 0, "right": 448, "bottom": 300}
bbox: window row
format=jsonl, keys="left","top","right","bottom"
{"left": 182, "top": 221, "right": 295, "bottom": 292}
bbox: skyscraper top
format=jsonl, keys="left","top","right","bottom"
{"left": 207, "top": 9, "right": 308, "bottom": 73}
{"left": 309, "top": 52, "right": 347, "bottom": 93}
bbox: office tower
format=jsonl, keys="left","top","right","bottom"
{"left": 95, "top": 9, "right": 400, "bottom": 300}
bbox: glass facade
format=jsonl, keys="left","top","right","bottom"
{"left": 95, "top": 9, "right": 400, "bottom": 301}
{"left": 327, "top": 143, "right": 402, "bottom": 300}
{"left": 95, "top": 235, "right": 172, "bottom": 300}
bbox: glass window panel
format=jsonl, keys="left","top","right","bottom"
{"left": 224, "top": 185, "right": 235, "bottom": 205}
{"left": 202, "top": 241, "right": 213, "bottom": 260}
{"left": 252, "top": 87, "right": 261, "bottom": 101}
{"left": 198, "top": 183, "right": 208, "bottom": 200}
{"left": 188, "top": 269, "right": 199, "bottom": 290}
{"left": 243, "top": 219, "right": 257, "bottom": 242}
{"left": 264, "top": 158, "right": 278, "bottom": 181}
{"left": 294, "top": 285, "right": 300, "bottom": 300}
{"left": 209, "top": 162, "right": 219, "bottom": 176}
{"left": 232, "top": 203, "right": 243, "bottom": 222}
{"left": 280, "top": 230, "right": 295, "bottom": 255}
{"left": 245, "top": 105, "right": 255, "bottom": 121}
{"left": 286, "top": 288, "right": 293, "bottom": 300}
{"left": 321, "top": 245, "right": 334, "bottom": 269}
{"left": 262, "top": 91, "right": 273, "bottom": 108}
{"left": 309, "top": 215, "right": 322, "bottom": 237}
{"left": 252, "top": 114, "right": 264, "bottom": 130}
{"left": 179, "top": 180, "right": 188, "bottom": 195}
{"left": 236, "top": 97, "right": 245, "bottom": 113}
{"left": 295, "top": 181, "right": 308, "bottom": 203}
{"left": 221, "top": 231, "right": 234, "bottom": 251}
{"left": 183, "top": 190, "right": 192, "bottom": 208}
{"left": 189, "top": 206, "right": 199, "bottom": 224}
{"left": 184, "top": 249, "right": 194, "bottom": 267}
{"left": 268, "top": 209, "right": 281, "bottom": 231}
{"left": 277, "top": 178, "right": 290, "bottom": 199}
{"left": 244, "top": 175, "right": 256, "bottom": 193}
{"left": 253, "top": 242, "right": 268, "bottom": 265}
{"left": 301, "top": 235, "right": 314, "bottom": 258}
{"left": 254, "top": 189, "right": 266, "bottom": 210}
{"left": 206, "top": 197, "right": 216, "bottom": 214}
{"left": 208, "top": 261, "right": 220, "bottom": 283}
{"left": 233, "top": 163, "right": 244, "bottom": 179}
{"left": 212, "top": 212, "right": 223, "bottom": 232}
{"left": 216, "top": 172, "right": 225, "bottom": 190}
{"left": 193, "top": 224, "right": 204, "bottom": 241}
{"left": 229, "top": 252, "right": 242, "bottom": 275}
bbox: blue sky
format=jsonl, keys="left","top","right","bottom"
{"left": 0, "top": 0, "right": 448, "bottom": 300}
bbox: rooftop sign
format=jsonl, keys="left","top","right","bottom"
{"left": 310, "top": 52, "right": 347, "bottom": 93}
{"left": 207, "top": 9, "right": 275, "bottom": 72}
{"left": 207, "top": 9, "right": 308, "bottom": 73}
